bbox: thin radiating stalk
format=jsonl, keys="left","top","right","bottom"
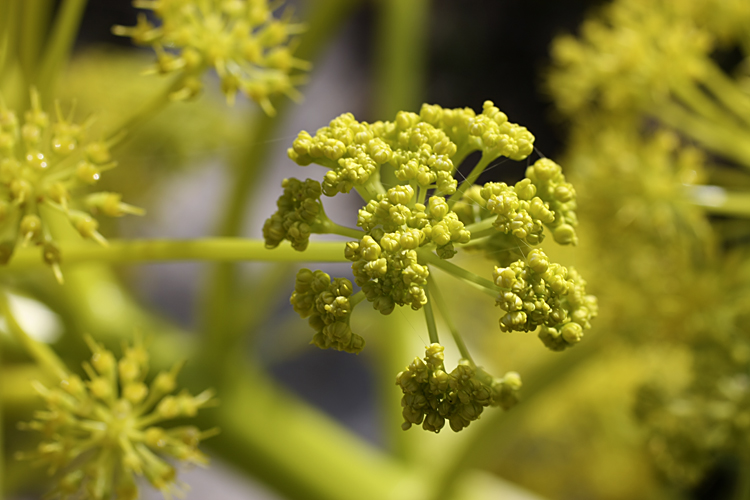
{"left": 37, "top": 0, "right": 88, "bottom": 99}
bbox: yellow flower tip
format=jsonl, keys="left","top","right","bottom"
{"left": 20, "top": 335, "right": 218, "bottom": 499}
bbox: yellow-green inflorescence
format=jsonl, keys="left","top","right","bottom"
{"left": 396, "top": 343, "right": 521, "bottom": 433}
{"left": 113, "top": 0, "right": 310, "bottom": 113}
{"left": 290, "top": 268, "right": 364, "bottom": 354}
{"left": 265, "top": 101, "right": 597, "bottom": 432}
{"left": 0, "top": 90, "right": 143, "bottom": 281}
{"left": 18, "top": 336, "right": 216, "bottom": 500}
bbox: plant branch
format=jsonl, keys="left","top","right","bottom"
{"left": 37, "top": 0, "right": 88, "bottom": 99}
{"left": 3, "top": 239, "right": 349, "bottom": 270}
{"left": 428, "top": 276, "right": 473, "bottom": 363}
{"left": 423, "top": 289, "right": 439, "bottom": 344}
{"left": 418, "top": 249, "right": 501, "bottom": 297}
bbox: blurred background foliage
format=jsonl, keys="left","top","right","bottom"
{"left": 6, "top": 0, "right": 750, "bottom": 499}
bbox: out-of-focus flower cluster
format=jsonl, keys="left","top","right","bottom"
{"left": 0, "top": 90, "right": 142, "bottom": 280}
{"left": 396, "top": 343, "right": 521, "bottom": 433}
{"left": 290, "top": 268, "right": 364, "bottom": 353}
{"left": 18, "top": 336, "right": 215, "bottom": 499}
{"left": 547, "top": 0, "right": 750, "bottom": 487}
{"left": 114, "top": 0, "right": 309, "bottom": 113}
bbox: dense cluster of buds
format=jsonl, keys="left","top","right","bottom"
{"left": 493, "top": 249, "right": 597, "bottom": 350}
{"left": 290, "top": 268, "right": 364, "bottom": 353}
{"left": 114, "top": 0, "right": 309, "bottom": 113}
{"left": 0, "top": 90, "right": 142, "bottom": 281}
{"left": 266, "top": 100, "right": 596, "bottom": 432}
{"left": 18, "top": 336, "right": 215, "bottom": 499}
{"left": 396, "top": 344, "right": 521, "bottom": 433}
{"left": 262, "top": 177, "right": 324, "bottom": 251}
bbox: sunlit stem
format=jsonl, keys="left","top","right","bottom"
{"left": 418, "top": 248, "right": 502, "bottom": 298}
{"left": 0, "top": 292, "right": 68, "bottom": 380}
{"left": 428, "top": 276, "right": 473, "bottom": 364}
{"left": 3, "top": 239, "right": 351, "bottom": 270}
{"left": 423, "top": 289, "right": 439, "bottom": 344}
{"left": 37, "top": 0, "right": 88, "bottom": 99}
{"left": 448, "top": 153, "right": 495, "bottom": 209}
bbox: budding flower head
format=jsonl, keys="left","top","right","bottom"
{"left": 290, "top": 268, "right": 364, "bottom": 353}
{"left": 17, "top": 334, "right": 217, "bottom": 499}
{"left": 0, "top": 90, "right": 143, "bottom": 282}
{"left": 114, "top": 0, "right": 310, "bottom": 114}
{"left": 396, "top": 344, "right": 522, "bottom": 433}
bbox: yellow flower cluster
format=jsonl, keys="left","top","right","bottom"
{"left": 18, "top": 336, "right": 216, "bottom": 500}
{"left": 114, "top": 0, "right": 309, "bottom": 113}
{"left": 290, "top": 268, "right": 364, "bottom": 353}
{"left": 396, "top": 343, "right": 521, "bottom": 433}
{"left": 0, "top": 90, "right": 142, "bottom": 281}
{"left": 493, "top": 248, "right": 597, "bottom": 349}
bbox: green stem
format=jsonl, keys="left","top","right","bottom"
{"left": 349, "top": 290, "right": 366, "bottom": 308}
{"left": 105, "top": 73, "right": 189, "bottom": 146}
{"left": 0, "top": 292, "right": 67, "bottom": 380}
{"left": 418, "top": 249, "right": 501, "bottom": 297}
{"left": 423, "top": 289, "right": 439, "bottom": 344}
{"left": 3, "top": 239, "right": 349, "bottom": 270}
{"left": 373, "top": 0, "right": 429, "bottom": 118}
{"left": 37, "top": 0, "right": 89, "bottom": 99}
{"left": 672, "top": 80, "right": 744, "bottom": 130}
{"left": 19, "top": 0, "right": 54, "bottom": 91}
{"left": 318, "top": 219, "right": 365, "bottom": 239}
{"left": 701, "top": 62, "right": 750, "bottom": 128}
{"left": 372, "top": 0, "right": 429, "bottom": 190}
{"left": 464, "top": 217, "right": 495, "bottom": 235}
{"left": 428, "top": 276, "right": 473, "bottom": 363}
{"left": 448, "top": 153, "right": 495, "bottom": 209}
{"left": 655, "top": 101, "right": 750, "bottom": 170}
{"left": 208, "top": 363, "right": 416, "bottom": 500}
{"left": 0, "top": 0, "right": 20, "bottom": 85}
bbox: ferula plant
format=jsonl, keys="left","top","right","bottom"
{"left": 0, "top": 0, "right": 620, "bottom": 499}
{"left": 263, "top": 101, "right": 597, "bottom": 432}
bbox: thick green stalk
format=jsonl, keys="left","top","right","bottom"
{"left": 0, "top": 0, "right": 19, "bottom": 84}
{"left": 209, "top": 362, "right": 415, "bottom": 500}
{"left": 2, "top": 239, "right": 349, "bottom": 270}
{"left": 37, "top": 0, "right": 89, "bottom": 99}
{"left": 19, "top": 0, "right": 54, "bottom": 92}
{"left": 373, "top": 0, "right": 429, "bottom": 119}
